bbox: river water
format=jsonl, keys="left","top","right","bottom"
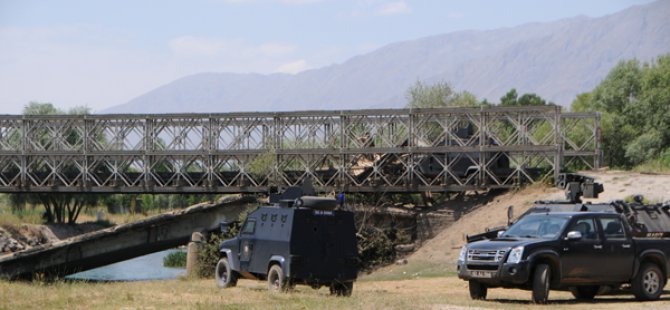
{"left": 66, "top": 249, "right": 186, "bottom": 281}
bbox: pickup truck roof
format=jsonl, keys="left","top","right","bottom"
{"left": 526, "top": 211, "right": 619, "bottom": 217}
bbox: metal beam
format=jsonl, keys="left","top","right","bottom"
{"left": 0, "top": 108, "right": 600, "bottom": 193}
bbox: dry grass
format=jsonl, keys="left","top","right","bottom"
{"left": 2, "top": 276, "right": 670, "bottom": 310}
{"left": 0, "top": 208, "right": 43, "bottom": 228}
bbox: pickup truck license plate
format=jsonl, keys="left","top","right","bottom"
{"left": 470, "top": 270, "right": 494, "bottom": 278}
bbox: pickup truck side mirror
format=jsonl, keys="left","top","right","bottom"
{"left": 497, "top": 230, "right": 505, "bottom": 238}
{"left": 566, "top": 231, "right": 582, "bottom": 241}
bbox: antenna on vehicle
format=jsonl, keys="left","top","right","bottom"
{"left": 556, "top": 173, "right": 604, "bottom": 203}
{"left": 507, "top": 206, "right": 514, "bottom": 225}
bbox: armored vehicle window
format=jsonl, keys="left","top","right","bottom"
{"left": 241, "top": 219, "right": 256, "bottom": 235}
{"left": 568, "top": 217, "right": 598, "bottom": 240}
{"left": 599, "top": 217, "right": 626, "bottom": 239}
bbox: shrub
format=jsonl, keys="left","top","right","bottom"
{"left": 163, "top": 251, "right": 187, "bottom": 268}
{"left": 195, "top": 221, "right": 241, "bottom": 278}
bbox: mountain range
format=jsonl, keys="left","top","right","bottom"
{"left": 104, "top": 1, "right": 670, "bottom": 114}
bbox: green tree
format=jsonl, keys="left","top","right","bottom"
{"left": 500, "top": 88, "right": 519, "bottom": 106}
{"left": 500, "top": 88, "right": 548, "bottom": 106}
{"left": 405, "top": 81, "right": 483, "bottom": 108}
{"left": 11, "top": 102, "right": 100, "bottom": 224}
{"left": 571, "top": 54, "right": 670, "bottom": 167}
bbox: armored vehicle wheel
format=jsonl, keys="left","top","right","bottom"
{"left": 268, "top": 264, "right": 289, "bottom": 292}
{"left": 329, "top": 281, "right": 353, "bottom": 297}
{"left": 532, "top": 264, "right": 550, "bottom": 304}
{"left": 633, "top": 263, "right": 664, "bottom": 301}
{"left": 468, "top": 280, "right": 487, "bottom": 300}
{"left": 571, "top": 285, "right": 599, "bottom": 300}
{"left": 215, "top": 258, "right": 237, "bottom": 288}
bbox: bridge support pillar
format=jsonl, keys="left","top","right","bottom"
{"left": 186, "top": 232, "right": 203, "bottom": 277}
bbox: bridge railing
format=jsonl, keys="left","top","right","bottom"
{"left": 0, "top": 107, "right": 599, "bottom": 193}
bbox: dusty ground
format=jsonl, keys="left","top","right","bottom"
{"left": 2, "top": 276, "right": 670, "bottom": 309}
{"left": 583, "top": 170, "right": 670, "bottom": 203}
{"left": 372, "top": 170, "right": 670, "bottom": 278}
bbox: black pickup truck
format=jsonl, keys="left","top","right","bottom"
{"left": 458, "top": 210, "right": 670, "bottom": 303}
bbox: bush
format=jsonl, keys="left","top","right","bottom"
{"left": 357, "top": 226, "right": 396, "bottom": 272}
{"left": 195, "top": 222, "right": 241, "bottom": 278}
{"left": 624, "top": 130, "right": 664, "bottom": 166}
{"left": 661, "top": 148, "right": 670, "bottom": 167}
{"left": 163, "top": 251, "right": 187, "bottom": 268}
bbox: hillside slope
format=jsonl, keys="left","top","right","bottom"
{"left": 104, "top": 1, "right": 670, "bottom": 114}
{"left": 370, "top": 170, "right": 670, "bottom": 278}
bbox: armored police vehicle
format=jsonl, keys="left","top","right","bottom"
{"left": 458, "top": 174, "right": 670, "bottom": 303}
{"left": 215, "top": 184, "right": 358, "bottom": 296}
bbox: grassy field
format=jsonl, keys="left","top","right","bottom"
{"left": 2, "top": 274, "right": 670, "bottom": 310}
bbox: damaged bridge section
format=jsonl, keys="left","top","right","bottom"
{"left": 0, "top": 196, "right": 253, "bottom": 280}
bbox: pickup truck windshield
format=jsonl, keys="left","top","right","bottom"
{"left": 502, "top": 214, "right": 570, "bottom": 239}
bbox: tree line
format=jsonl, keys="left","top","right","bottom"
{"left": 406, "top": 54, "right": 670, "bottom": 170}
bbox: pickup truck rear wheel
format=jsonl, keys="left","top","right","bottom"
{"left": 468, "top": 280, "right": 487, "bottom": 299}
{"left": 532, "top": 264, "right": 550, "bottom": 304}
{"left": 633, "top": 263, "right": 664, "bottom": 301}
{"left": 215, "top": 258, "right": 238, "bottom": 288}
{"left": 571, "top": 286, "right": 599, "bottom": 300}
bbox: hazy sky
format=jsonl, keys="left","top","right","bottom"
{"left": 0, "top": 0, "right": 656, "bottom": 114}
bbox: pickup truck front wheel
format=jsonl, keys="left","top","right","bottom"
{"left": 633, "top": 263, "right": 664, "bottom": 301}
{"left": 468, "top": 280, "right": 487, "bottom": 299}
{"left": 532, "top": 264, "right": 550, "bottom": 304}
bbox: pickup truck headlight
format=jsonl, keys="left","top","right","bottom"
{"left": 506, "top": 246, "right": 524, "bottom": 264}
{"left": 458, "top": 245, "right": 467, "bottom": 262}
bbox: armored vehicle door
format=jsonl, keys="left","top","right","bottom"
{"left": 239, "top": 219, "right": 257, "bottom": 270}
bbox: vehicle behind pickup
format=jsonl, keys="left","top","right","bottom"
{"left": 457, "top": 174, "right": 670, "bottom": 303}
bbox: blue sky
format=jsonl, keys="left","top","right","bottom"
{"left": 0, "top": 0, "right": 655, "bottom": 114}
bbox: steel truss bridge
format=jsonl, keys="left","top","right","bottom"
{"left": 0, "top": 106, "right": 599, "bottom": 194}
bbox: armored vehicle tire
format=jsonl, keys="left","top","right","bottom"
{"left": 632, "top": 263, "right": 664, "bottom": 301}
{"left": 571, "top": 285, "right": 599, "bottom": 300}
{"left": 532, "top": 264, "right": 550, "bottom": 304}
{"left": 468, "top": 280, "right": 487, "bottom": 300}
{"left": 329, "top": 281, "right": 353, "bottom": 297}
{"left": 215, "top": 258, "right": 238, "bottom": 288}
{"left": 268, "top": 264, "right": 290, "bottom": 292}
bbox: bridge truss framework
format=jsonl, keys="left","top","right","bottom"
{"left": 0, "top": 106, "right": 599, "bottom": 193}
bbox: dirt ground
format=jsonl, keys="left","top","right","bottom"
{"left": 373, "top": 170, "right": 670, "bottom": 277}
{"left": 3, "top": 276, "right": 670, "bottom": 309}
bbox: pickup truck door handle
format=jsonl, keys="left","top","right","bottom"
{"left": 622, "top": 244, "right": 631, "bottom": 249}
{"left": 593, "top": 245, "right": 603, "bottom": 250}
